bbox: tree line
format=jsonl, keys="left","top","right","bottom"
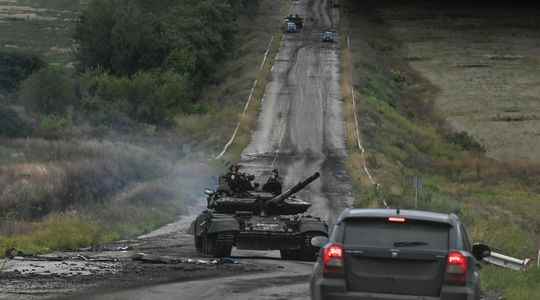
{"left": 1, "top": 0, "right": 259, "bottom": 137}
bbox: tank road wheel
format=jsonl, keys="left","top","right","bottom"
{"left": 299, "top": 232, "right": 325, "bottom": 261}
{"left": 280, "top": 249, "right": 291, "bottom": 260}
{"left": 280, "top": 249, "right": 300, "bottom": 260}
{"left": 194, "top": 236, "right": 203, "bottom": 253}
{"left": 203, "top": 233, "right": 233, "bottom": 258}
{"left": 213, "top": 243, "right": 232, "bottom": 258}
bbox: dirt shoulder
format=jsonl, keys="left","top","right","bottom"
{"left": 0, "top": 220, "right": 276, "bottom": 300}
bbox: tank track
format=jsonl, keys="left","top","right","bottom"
{"left": 199, "top": 231, "right": 235, "bottom": 258}
{"left": 215, "top": 232, "right": 235, "bottom": 247}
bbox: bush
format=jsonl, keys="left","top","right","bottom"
{"left": 34, "top": 114, "right": 73, "bottom": 139}
{"left": 80, "top": 71, "right": 194, "bottom": 125}
{"left": 18, "top": 67, "right": 77, "bottom": 115}
{"left": 0, "top": 50, "right": 45, "bottom": 93}
{"left": 0, "top": 106, "right": 32, "bottom": 138}
{"left": 75, "top": 0, "right": 239, "bottom": 91}
{"left": 446, "top": 131, "right": 485, "bottom": 153}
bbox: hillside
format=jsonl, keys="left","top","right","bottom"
{"left": 342, "top": 0, "right": 540, "bottom": 298}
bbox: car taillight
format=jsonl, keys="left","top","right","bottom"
{"left": 388, "top": 217, "right": 406, "bottom": 223}
{"left": 323, "top": 243, "right": 344, "bottom": 276}
{"left": 446, "top": 251, "right": 468, "bottom": 285}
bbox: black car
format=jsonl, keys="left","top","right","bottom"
{"left": 310, "top": 209, "right": 491, "bottom": 300}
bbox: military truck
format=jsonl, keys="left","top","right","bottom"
{"left": 284, "top": 14, "right": 304, "bottom": 33}
{"left": 191, "top": 167, "right": 328, "bottom": 261}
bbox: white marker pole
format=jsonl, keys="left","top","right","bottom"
{"left": 537, "top": 249, "right": 539, "bottom": 268}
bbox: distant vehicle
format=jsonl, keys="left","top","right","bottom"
{"left": 287, "top": 21, "right": 298, "bottom": 33}
{"left": 284, "top": 14, "right": 304, "bottom": 33}
{"left": 191, "top": 166, "right": 328, "bottom": 260}
{"left": 321, "top": 30, "right": 337, "bottom": 42}
{"left": 310, "top": 208, "right": 491, "bottom": 300}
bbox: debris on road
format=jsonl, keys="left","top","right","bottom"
{"left": 79, "top": 245, "right": 132, "bottom": 252}
{"left": 11, "top": 255, "right": 118, "bottom": 263}
{"left": 132, "top": 253, "right": 225, "bottom": 265}
{"left": 483, "top": 251, "right": 531, "bottom": 272}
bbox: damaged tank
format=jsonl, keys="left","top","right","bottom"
{"left": 191, "top": 167, "right": 328, "bottom": 261}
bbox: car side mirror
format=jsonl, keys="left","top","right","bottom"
{"left": 204, "top": 189, "right": 214, "bottom": 196}
{"left": 472, "top": 243, "right": 491, "bottom": 261}
{"left": 311, "top": 236, "right": 329, "bottom": 248}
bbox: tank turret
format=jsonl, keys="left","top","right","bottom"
{"left": 208, "top": 171, "right": 319, "bottom": 216}
{"left": 265, "top": 172, "right": 320, "bottom": 209}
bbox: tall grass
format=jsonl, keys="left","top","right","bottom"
{"left": 0, "top": 213, "right": 114, "bottom": 256}
{"left": 481, "top": 267, "right": 540, "bottom": 300}
{"left": 0, "top": 139, "right": 172, "bottom": 220}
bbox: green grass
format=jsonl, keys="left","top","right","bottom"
{"left": 0, "top": 137, "right": 189, "bottom": 256}
{"left": 0, "top": 197, "right": 184, "bottom": 257}
{"left": 0, "top": 0, "right": 79, "bottom": 65}
{"left": 481, "top": 267, "right": 540, "bottom": 300}
{"left": 0, "top": 214, "right": 115, "bottom": 256}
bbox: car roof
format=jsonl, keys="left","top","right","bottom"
{"left": 337, "top": 208, "right": 458, "bottom": 226}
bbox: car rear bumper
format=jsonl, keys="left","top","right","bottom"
{"left": 323, "top": 293, "right": 439, "bottom": 300}
{"left": 313, "top": 278, "right": 476, "bottom": 300}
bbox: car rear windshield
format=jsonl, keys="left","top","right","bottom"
{"left": 344, "top": 218, "right": 450, "bottom": 251}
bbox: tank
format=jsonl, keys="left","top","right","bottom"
{"left": 191, "top": 167, "right": 328, "bottom": 261}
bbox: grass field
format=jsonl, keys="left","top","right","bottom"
{"left": 378, "top": 2, "right": 540, "bottom": 163}
{"left": 0, "top": 0, "right": 81, "bottom": 65}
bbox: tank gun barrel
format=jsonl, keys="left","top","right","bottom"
{"left": 266, "top": 172, "right": 320, "bottom": 207}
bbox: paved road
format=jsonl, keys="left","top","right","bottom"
{"left": 84, "top": 250, "right": 313, "bottom": 300}
{"left": 242, "top": 0, "right": 352, "bottom": 226}
{"left": 85, "top": 0, "right": 350, "bottom": 299}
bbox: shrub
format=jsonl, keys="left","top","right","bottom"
{"left": 34, "top": 114, "right": 73, "bottom": 139}
{"left": 446, "top": 131, "right": 485, "bottom": 153}
{"left": 0, "top": 50, "right": 45, "bottom": 93}
{"left": 18, "top": 67, "right": 77, "bottom": 115}
{"left": 80, "top": 71, "right": 193, "bottom": 125}
{"left": 0, "top": 106, "right": 32, "bottom": 138}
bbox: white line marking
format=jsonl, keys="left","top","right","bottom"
{"left": 215, "top": 37, "right": 274, "bottom": 160}
{"left": 260, "top": 37, "right": 275, "bottom": 71}
{"left": 351, "top": 79, "right": 387, "bottom": 208}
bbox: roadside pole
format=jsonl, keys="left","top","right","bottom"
{"left": 414, "top": 177, "right": 422, "bottom": 209}
{"left": 537, "top": 249, "right": 539, "bottom": 268}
